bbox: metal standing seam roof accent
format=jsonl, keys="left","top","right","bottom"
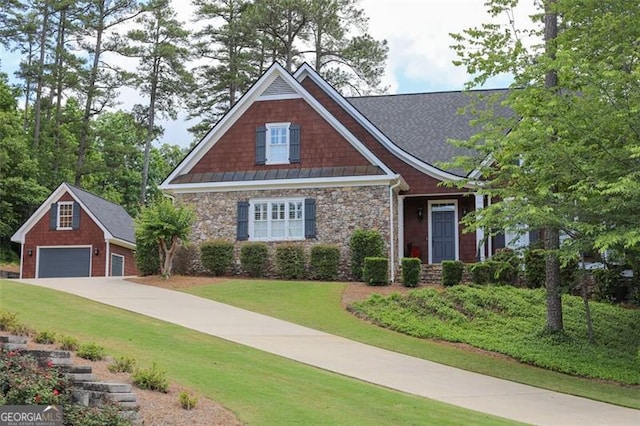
{"left": 66, "top": 184, "right": 136, "bottom": 244}
{"left": 170, "top": 166, "right": 386, "bottom": 184}
{"left": 347, "top": 89, "right": 511, "bottom": 177}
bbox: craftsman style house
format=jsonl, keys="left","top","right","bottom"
{"left": 11, "top": 182, "right": 137, "bottom": 279}
{"left": 161, "top": 63, "right": 515, "bottom": 280}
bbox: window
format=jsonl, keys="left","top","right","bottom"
{"left": 256, "top": 123, "right": 300, "bottom": 165}
{"left": 250, "top": 199, "right": 304, "bottom": 240}
{"left": 266, "top": 123, "right": 290, "bottom": 164}
{"left": 57, "top": 202, "right": 74, "bottom": 229}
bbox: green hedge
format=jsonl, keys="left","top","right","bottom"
{"left": 350, "top": 229, "right": 384, "bottom": 281}
{"left": 363, "top": 257, "right": 388, "bottom": 286}
{"left": 240, "top": 243, "right": 269, "bottom": 277}
{"left": 275, "top": 244, "right": 306, "bottom": 279}
{"left": 135, "top": 235, "right": 160, "bottom": 276}
{"left": 401, "top": 257, "right": 421, "bottom": 287}
{"left": 469, "top": 262, "right": 492, "bottom": 285}
{"left": 309, "top": 245, "right": 340, "bottom": 281}
{"left": 200, "top": 239, "right": 234, "bottom": 276}
{"left": 441, "top": 260, "right": 464, "bottom": 287}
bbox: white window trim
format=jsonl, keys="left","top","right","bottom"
{"left": 427, "top": 199, "right": 460, "bottom": 264}
{"left": 57, "top": 201, "right": 74, "bottom": 230}
{"left": 265, "top": 122, "right": 291, "bottom": 165}
{"left": 249, "top": 198, "right": 305, "bottom": 241}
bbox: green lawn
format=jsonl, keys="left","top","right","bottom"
{"left": 184, "top": 279, "right": 640, "bottom": 409}
{"left": 0, "top": 280, "right": 515, "bottom": 425}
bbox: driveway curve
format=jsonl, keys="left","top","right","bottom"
{"left": 16, "top": 277, "right": 640, "bottom": 425}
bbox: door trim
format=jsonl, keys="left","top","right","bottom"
{"left": 36, "top": 245, "right": 93, "bottom": 278}
{"left": 427, "top": 200, "right": 459, "bottom": 264}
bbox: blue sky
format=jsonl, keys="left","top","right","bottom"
{"left": 1, "top": 0, "right": 535, "bottom": 148}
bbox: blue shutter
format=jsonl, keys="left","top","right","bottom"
{"left": 72, "top": 202, "right": 80, "bottom": 229}
{"left": 256, "top": 126, "right": 266, "bottom": 165}
{"left": 289, "top": 123, "right": 300, "bottom": 163}
{"left": 49, "top": 204, "right": 57, "bottom": 230}
{"left": 237, "top": 201, "right": 249, "bottom": 241}
{"left": 304, "top": 198, "right": 316, "bottom": 239}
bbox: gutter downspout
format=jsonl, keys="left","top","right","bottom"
{"left": 389, "top": 179, "right": 402, "bottom": 283}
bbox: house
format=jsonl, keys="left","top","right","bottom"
{"left": 11, "top": 182, "right": 137, "bottom": 279}
{"left": 160, "top": 62, "right": 509, "bottom": 281}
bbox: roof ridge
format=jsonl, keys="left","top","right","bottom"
{"left": 347, "top": 87, "right": 510, "bottom": 100}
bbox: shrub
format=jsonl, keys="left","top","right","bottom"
{"left": 58, "top": 335, "right": 78, "bottom": 351}
{"left": 64, "top": 404, "right": 130, "bottom": 426}
{"left": 240, "top": 243, "right": 269, "bottom": 277}
{"left": 309, "top": 245, "right": 340, "bottom": 281}
{"left": 490, "top": 260, "right": 518, "bottom": 285}
{"left": 363, "top": 257, "right": 388, "bottom": 286}
{"left": 34, "top": 330, "right": 56, "bottom": 344}
{"left": 0, "top": 247, "right": 18, "bottom": 263}
{"left": 469, "top": 262, "right": 492, "bottom": 285}
{"left": 173, "top": 244, "right": 201, "bottom": 276}
{"left": 401, "top": 257, "right": 421, "bottom": 287}
{"left": 275, "top": 244, "right": 306, "bottom": 279}
{"left": 108, "top": 356, "right": 137, "bottom": 373}
{"left": 0, "top": 311, "right": 20, "bottom": 331}
{"left": 133, "top": 363, "right": 169, "bottom": 393}
{"left": 76, "top": 342, "right": 106, "bottom": 361}
{"left": 200, "top": 239, "right": 234, "bottom": 276}
{"left": 524, "top": 245, "right": 545, "bottom": 288}
{"left": 178, "top": 390, "right": 199, "bottom": 410}
{"left": 592, "top": 268, "right": 630, "bottom": 303}
{"left": 350, "top": 229, "right": 384, "bottom": 281}
{"left": 441, "top": 260, "right": 464, "bottom": 287}
{"left": 135, "top": 235, "right": 160, "bottom": 276}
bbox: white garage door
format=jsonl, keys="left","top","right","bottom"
{"left": 38, "top": 247, "right": 91, "bottom": 278}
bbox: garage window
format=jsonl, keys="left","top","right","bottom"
{"left": 50, "top": 201, "right": 80, "bottom": 230}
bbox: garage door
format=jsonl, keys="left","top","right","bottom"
{"left": 38, "top": 247, "right": 91, "bottom": 278}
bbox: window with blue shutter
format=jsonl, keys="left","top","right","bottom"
{"left": 72, "top": 202, "right": 80, "bottom": 229}
{"left": 256, "top": 126, "right": 266, "bottom": 165}
{"left": 304, "top": 198, "right": 316, "bottom": 239}
{"left": 49, "top": 204, "right": 57, "bottom": 230}
{"left": 237, "top": 201, "right": 249, "bottom": 241}
{"left": 289, "top": 123, "right": 300, "bottom": 163}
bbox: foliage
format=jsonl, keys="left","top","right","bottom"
{"left": 441, "top": 260, "right": 464, "bottom": 287}
{"left": 135, "top": 234, "right": 160, "bottom": 276}
{"left": 239, "top": 242, "right": 269, "bottom": 277}
{"left": 275, "top": 244, "right": 306, "bottom": 279}
{"left": 592, "top": 268, "right": 631, "bottom": 303}
{"left": 0, "top": 350, "right": 69, "bottom": 406}
{"left": 172, "top": 244, "right": 202, "bottom": 276}
{"left": 350, "top": 229, "right": 384, "bottom": 281}
{"left": 352, "top": 285, "right": 640, "bottom": 384}
{"left": 76, "top": 342, "right": 106, "bottom": 361}
{"left": 178, "top": 390, "right": 199, "bottom": 410}
{"left": 200, "top": 239, "right": 235, "bottom": 276}
{"left": 58, "top": 335, "right": 78, "bottom": 351}
{"left": 469, "top": 262, "right": 492, "bottom": 285}
{"left": 108, "top": 356, "right": 137, "bottom": 374}
{"left": 0, "top": 311, "right": 20, "bottom": 331}
{"left": 362, "top": 257, "right": 388, "bottom": 286}
{"left": 34, "top": 330, "right": 56, "bottom": 344}
{"left": 524, "top": 245, "right": 546, "bottom": 288}
{"left": 135, "top": 198, "right": 195, "bottom": 277}
{"left": 401, "top": 257, "right": 421, "bottom": 288}
{"left": 63, "top": 404, "right": 131, "bottom": 426}
{"left": 309, "top": 244, "right": 340, "bottom": 281}
{"left": 133, "top": 363, "right": 169, "bottom": 393}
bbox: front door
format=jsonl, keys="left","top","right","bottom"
{"left": 431, "top": 205, "right": 456, "bottom": 263}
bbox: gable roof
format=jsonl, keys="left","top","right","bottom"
{"left": 347, "top": 89, "right": 510, "bottom": 177}
{"left": 66, "top": 184, "right": 136, "bottom": 244}
{"left": 11, "top": 182, "right": 136, "bottom": 247}
{"left": 161, "top": 63, "right": 401, "bottom": 192}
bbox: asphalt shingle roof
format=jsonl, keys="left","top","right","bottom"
{"left": 347, "top": 89, "right": 510, "bottom": 177}
{"left": 67, "top": 184, "right": 136, "bottom": 244}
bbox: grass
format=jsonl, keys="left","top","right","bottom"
{"left": 350, "top": 286, "right": 640, "bottom": 384}
{"left": 184, "top": 279, "right": 640, "bottom": 409}
{"left": 0, "top": 279, "right": 514, "bottom": 425}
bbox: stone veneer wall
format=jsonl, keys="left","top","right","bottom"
{"left": 176, "top": 185, "right": 392, "bottom": 280}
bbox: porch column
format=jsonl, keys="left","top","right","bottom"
{"left": 474, "top": 193, "right": 486, "bottom": 261}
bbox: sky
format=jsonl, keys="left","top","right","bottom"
{"left": 0, "top": 0, "right": 537, "bottom": 148}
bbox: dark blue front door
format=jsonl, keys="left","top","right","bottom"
{"left": 432, "top": 210, "right": 455, "bottom": 263}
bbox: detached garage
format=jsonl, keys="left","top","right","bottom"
{"left": 11, "top": 182, "right": 138, "bottom": 279}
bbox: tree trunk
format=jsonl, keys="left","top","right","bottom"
{"left": 33, "top": 3, "right": 50, "bottom": 148}
{"left": 544, "top": 227, "right": 563, "bottom": 331}
{"left": 580, "top": 256, "right": 594, "bottom": 343}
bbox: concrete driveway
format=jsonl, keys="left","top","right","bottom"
{"left": 15, "top": 277, "right": 640, "bottom": 425}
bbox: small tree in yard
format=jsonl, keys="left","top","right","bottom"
{"left": 136, "top": 197, "right": 195, "bottom": 278}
